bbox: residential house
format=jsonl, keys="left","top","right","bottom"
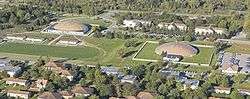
{"left": 182, "top": 79, "right": 200, "bottom": 90}
{"left": 71, "top": 84, "right": 94, "bottom": 97}
{"left": 38, "top": 92, "right": 63, "bottom": 99}
{"left": 44, "top": 61, "right": 74, "bottom": 81}
{"left": 57, "top": 40, "right": 80, "bottom": 45}
{"left": 60, "top": 91, "right": 74, "bottom": 99}
{"left": 123, "top": 20, "right": 152, "bottom": 28}
{"left": 158, "top": 22, "right": 187, "bottom": 31}
{"left": 238, "top": 89, "right": 250, "bottom": 95}
{"left": 137, "top": 92, "right": 154, "bottom": 99}
{"left": 25, "top": 38, "right": 43, "bottom": 42}
{"left": 101, "top": 66, "right": 124, "bottom": 77}
{"left": 221, "top": 63, "right": 239, "bottom": 74}
{"left": 4, "top": 78, "right": 29, "bottom": 86}
{"left": 29, "top": 79, "right": 48, "bottom": 91}
{"left": 7, "top": 90, "right": 31, "bottom": 99}
{"left": 195, "top": 26, "right": 226, "bottom": 35}
{"left": 0, "top": 59, "right": 22, "bottom": 77}
{"left": 5, "top": 36, "right": 25, "bottom": 41}
{"left": 213, "top": 86, "right": 231, "bottom": 94}
{"left": 121, "top": 75, "right": 138, "bottom": 84}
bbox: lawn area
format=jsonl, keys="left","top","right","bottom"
{"left": 226, "top": 43, "right": 250, "bottom": 54}
{"left": 135, "top": 42, "right": 161, "bottom": 60}
{"left": 182, "top": 47, "right": 215, "bottom": 64}
{"left": 0, "top": 42, "right": 100, "bottom": 59}
{"left": 135, "top": 42, "right": 215, "bottom": 64}
{"left": 236, "top": 82, "right": 250, "bottom": 90}
{"left": 175, "top": 65, "right": 212, "bottom": 73}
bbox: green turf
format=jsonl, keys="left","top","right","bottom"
{"left": 135, "top": 42, "right": 161, "bottom": 60}
{"left": 135, "top": 42, "right": 214, "bottom": 64}
{"left": 0, "top": 42, "right": 100, "bottom": 59}
{"left": 182, "top": 47, "right": 214, "bottom": 64}
{"left": 226, "top": 43, "right": 250, "bottom": 54}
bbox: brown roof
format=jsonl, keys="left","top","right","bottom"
{"left": 155, "top": 42, "right": 198, "bottom": 57}
{"left": 53, "top": 20, "right": 88, "bottom": 32}
{"left": 7, "top": 90, "right": 30, "bottom": 95}
{"left": 125, "top": 96, "right": 137, "bottom": 99}
{"left": 60, "top": 91, "right": 73, "bottom": 96}
{"left": 71, "top": 84, "right": 94, "bottom": 95}
{"left": 4, "top": 78, "right": 28, "bottom": 83}
{"left": 36, "top": 79, "right": 48, "bottom": 86}
{"left": 222, "top": 63, "right": 239, "bottom": 71}
{"left": 137, "top": 92, "right": 154, "bottom": 99}
{"left": 38, "top": 92, "right": 62, "bottom": 99}
{"left": 44, "top": 61, "right": 63, "bottom": 68}
{"left": 214, "top": 86, "right": 231, "bottom": 91}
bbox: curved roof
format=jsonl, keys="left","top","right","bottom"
{"left": 155, "top": 42, "right": 198, "bottom": 57}
{"left": 53, "top": 20, "right": 90, "bottom": 32}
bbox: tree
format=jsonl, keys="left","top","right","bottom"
{"left": 158, "top": 83, "right": 170, "bottom": 95}
{"left": 230, "top": 90, "right": 244, "bottom": 99}
{"left": 121, "top": 83, "right": 138, "bottom": 96}
{"left": 232, "top": 74, "right": 247, "bottom": 84}
{"left": 184, "top": 35, "right": 193, "bottom": 42}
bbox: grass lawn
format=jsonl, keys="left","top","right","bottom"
{"left": 0, "top": 42, "right": 100, "bottom": 59}
{"left": 182, "top": 47, "right": 215, "bottom": 64}
{"left": 135, "top": 42, "right": 161, "bottom": 60}
{"left": 226, "top": 43, "right": 250, "bottom": 54}
{"left": 175, "top": 65, "right": 212, "bottom": 73}
{"left": 236, "top": 82, "right": 250, "bottom": 90}
{"left": 135, "top": 42, "right": 215, "bottom": 64}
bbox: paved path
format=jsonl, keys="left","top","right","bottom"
{"left": 48, "top": 35, "right": 63, "bottom": 45}
{"left": 217, "top": 39, "right": 250, "bottom": 45}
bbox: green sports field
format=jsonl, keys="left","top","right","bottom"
{"left": 0, "top": 42, "right": 100, "bottom": 59}
{"left": 135, "top": 42, "right": 215, "bottom": 64}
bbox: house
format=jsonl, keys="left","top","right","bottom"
{"left": 238, "top": 89, "right": 250, "bottom": 95}
{"left": 213, "top": 86, "right": 231, "bottom": 94}
{"left": 38, "top": 92, "right": 63, "bottom": 99}
{"left": 121, "top": 75, "right": 138, "bottom": 84}
{"left": 158, "top": 22, "right": 187, "bottom": 31}
{"left": 25, "top": 38, "right": 43, "bottom": 42}
{"left": 123, "top": 20, "right": 152, "bottom": 28}
{"left": 0, "top": 59, "right": 22, "bottom": 77}
{"left": 7, "top": 90, "right": 31, "bottom": 99}
{"left": 5, "top": 36, "right": 25, "bottom": 41}
{"left": 137, "top": 92, "right": 154, "bottom": 99}
{"left": 60, "top": 91, "right": 74, "bottom": 99}
{"left": 71, "top": 84, "right": 94, "bottom": 97}
{"left": 182, "top": 79, "right": 200, "bottom": 90}
{"left": 195, "top": 26, "right": 226, "bottom": 35}
{"left": 57, "top": 40, "right": 80, "bottom": 45}
{"left": 30, "top": 79, "right": 48, "bottom": 91}
{"left": 221, "top": 63, "right": 239, "bottom": 74}
{"left": 163, "top": 54, "right": 182, "bottom": 62}
{"left": 101, "top": 66, "right": 124, "bottom": 77}
{"left": 44, "top": 61, "right": 73, "bottom": 81}
{"left": 4, "top": 78, "right": 29, "bottom": 86}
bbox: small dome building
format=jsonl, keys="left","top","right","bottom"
{"left": 52, "top": 20, "right": 90, "bottom": 33}
{"left": 155, "top": 42, "right": 198, "bottom": 57}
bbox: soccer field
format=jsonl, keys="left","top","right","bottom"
{"left": 0, "top": 42, "right": 100, "bottom": 59}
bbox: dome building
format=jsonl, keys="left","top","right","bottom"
{"left": 155, "top": 42, "right": 198, "bottom": 57}
{"left": 45, "top": 19, "right": 91, "bottom": 36}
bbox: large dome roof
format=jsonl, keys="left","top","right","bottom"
{"left": 155, "top": 42, "right": 198, "bottom": 57}
{"left": 53, "top": 20, "right": 90, "bottom": 32}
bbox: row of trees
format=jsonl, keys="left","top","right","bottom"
{"left": 0, "top": 4, "right": 55, "bottom": 31}
{"left": 11, "top": 0, "right": 249, "bottom": 16}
